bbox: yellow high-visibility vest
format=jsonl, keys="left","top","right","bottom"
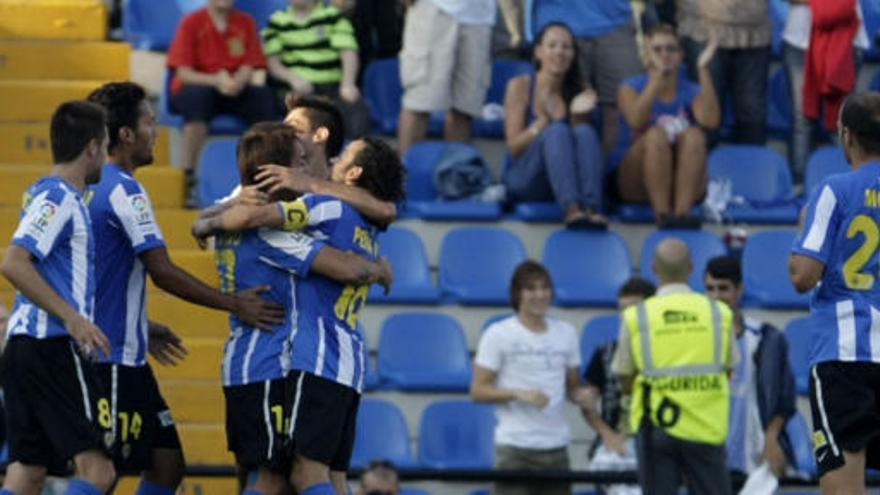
{"left": 626, "top": 292, "right": 733, "bottom": 445}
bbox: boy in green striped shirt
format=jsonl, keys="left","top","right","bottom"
{"left": 263, "top": 0, "right": 370, "bottom": 139}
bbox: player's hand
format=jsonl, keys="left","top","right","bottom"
{"left": 514, "top": 389, "right": 549, "bottom": 408}
{"left": 569, "top": 87, "right": 598, "bottom": 116}
{"left": 236, "top": 185, "right": 269, "bottom": 207}
{"left": 233, "top": 285, "right": 286, "bottom": 331}
{"left": 67, "top": 314, "right": 110, "bottom": 361}
{"left": 761, "top": 436, "right": 786, "bottom": 477}
{"left": 290, "top": 77, "right": 314, "bottom": 96}
{"left": 255, "top": 164, "right": 315, "bottom": 196}
{"left": 377, "top": 256, "right": 393, "bottom": 295}
{"left": 601, "top": 429, "right": 628, "bottom": 456}
{"left": 339, "top": 83, "right": 360, "bottom": 103}
{"left": 148, "top": 321, "right": 188, "bottom": 366}
{"left": 191, "top": 220, "right": 212, "bottom": 250}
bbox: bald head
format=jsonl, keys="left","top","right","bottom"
{"left": 652, "top": 238, "right": 693, "bottom": 284}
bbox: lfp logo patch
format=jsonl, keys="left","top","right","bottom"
{"left": 27, "top": 200, "right": 58, "bottom": 235}
{"left": 130, "top": 194, "right": 150, "bottom": 225}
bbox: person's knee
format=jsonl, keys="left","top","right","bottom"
{"left": 253, "top": 468, "right": 289, "bottom": 495}
{"left": 147, "top": 448, "right": 185, "bottom": 488}
{"left": 290, "top": 455, "right": 329, "bottom": 493}
{"left": 4, "top": 462, "right": 48, "bottom": 494}
{"left": 678, "top": 126, "right": 706, "bottom": 152}
{"left": 75, "top": 451, "right": 116, "bottom": 492}
{"left": 643, "top": 126, "right": 672, "bottom": 154}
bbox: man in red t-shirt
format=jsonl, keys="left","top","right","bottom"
{"left": 167, "top": 0, "right": 278, "bottom": 203}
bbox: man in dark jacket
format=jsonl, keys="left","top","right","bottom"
{"left": 704, "top": 256, "right": 796, "bottom": 485}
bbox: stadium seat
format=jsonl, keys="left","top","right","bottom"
{"left": 236, "top": 0, "right": 287, "bottom": 29}
{"left": 355, "top": 324, "right": 381, "bottom": 391}
{"left": 500, "top": 153, "right": 564, "bottom": 222}
{"left": 400, "top": 489, "right": 431, "bottom": 495}
{"left": 158, "top": 71, "right": 247, "bottom": 134}
{"left": 473, "top": 60, "right": 535, "bottom": 138}
{"left": 786, "top": 411, "right": 818, "bottom": 477}
{"left": 350, "top": 399, "right": 417, "bottom": 469}
{"left": 783, "top": 317, "right": 811, "bottom": 396}
{"left": 418, "top": 400, "right": 495, "bottom": 469}
{"left": 580, "top": 315, "right": 621, "bottom": 376}
{"left": 195, "top": 138, "right": 240, "bottom": 208}
{"left": 123, "top": 0, "right": 204, "bottom": 51}
{"left": 363, "top": 58, "right": 402, "bottom": 135}
{"left": 377, "top": 313, "right": 472, "bottom": 391}
{"left": 639, "top": 229, "right": 727, "bottom": 291}
{"left": 480, "top": 312, "right": 514, "bottom": 336}
{"left": 805, "top": 146, "right": 849, "bottom": 196}
{"left": 439, "top": 227, "right": 527, "bottom": 305}
{"left": 862, "top": 0, "right": 880, "bottom": 61}
{"left": 767, "top": 66, "right": 792, "bottom": 137}
{"left": 741, "top": 230, "right": 809, "bottom": 309}
{"left": 402, "top": 142, "right": 502, "bottom": 220}
{"left": 708, "top": 145, "right": 798, "bottom": 224}
{"left": 769, "top": 0, "right": 789, "bottom": 58}
{"left": 542, "top": 229, "right": 632, "bottom": 307}
{"left": 368, "top": 227, "right": 441, "bottom": 304}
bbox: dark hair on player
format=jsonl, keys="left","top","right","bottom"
{"left": 617, "top": 276, "right": 657, "bottom": 300}
{"left": 86, "top": 82, "right": 148, "bottom": 153}
{"left": 285, "top": 93, "right": 345, "bottom": 159}
{"left": 237, "top": 122, "right": 299, "bottom": 187}
{"left": 841, "top": 91, "right": 880, "bottom": 156}
{"left": 705, "top": 255, "right": 743, "bottom": 286}
{"left": 50, "top": 100, "right": 107, "bottom": 163}
{"left": 351, "top": 137, "right": 406, "bottom": 204}
{"left": 509, "top": 260, "right": 554, "bottom": 311}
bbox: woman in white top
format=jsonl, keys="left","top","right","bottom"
{"left": 470, "top": 260, "right": 591, "bottom": 495}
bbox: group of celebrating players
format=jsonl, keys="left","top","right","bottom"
{"left": 0, "top": 81, "right": 405, "bottom": 495}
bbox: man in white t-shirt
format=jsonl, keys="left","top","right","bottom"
{"left": 470, "top": 260, "right": 591, "bottom": 495}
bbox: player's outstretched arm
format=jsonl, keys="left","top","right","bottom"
{"left": 0, "top": 246, "right": 110, "bottom": 358}
{"left": 311, "top": 248, "right": 392, "bottom": 293}
{"left": 196, "top": 185, "right": 269, "bottom": 222}
{"left": 788, "top": 253, "right": 824, "bottom": 293}
{"left": 255, "top": 164, "right": 397, "bottom": 227}
{"left": 192, "top": 204, "right": 285, "bottom": 245}
{"left": 140, "top": 246, "right": 285, "bottom": 330}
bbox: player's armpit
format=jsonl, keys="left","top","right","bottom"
{"left": 788, "top": 253, "right": 824, "bottom": 293}
{"left": 310, "top": 247, "right": 389, "bottom": 287}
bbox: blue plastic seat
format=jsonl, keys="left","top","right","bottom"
{"left": 196, "top": 138, "right": 240, "bottom": 208}
{"left": 805, "top": 146, "right": 850, "bottom": 196}
{"left": 767, "top": 66, "right": 792, "bottom": 137}
{"left": 123, "top": 0, "right": 205, "bottom": 51}
{"left": 639, "top": 230, "right": 727, "bottom": 291}
{"left": 158, "top": 71, "right": 247, "bottom": 134}
{"left": 542, "top": 230, "right": 632, "bottom": 307}
{"left": 363, "top": 58, "right": 402, "bottom": 135}
{"left": 377, "top": 313, "right": 472, "bottom": 391}
{"left": 350, "top": 399, "right": 417, "bottom": 469}
{"left": 742, "top": 230, "right": 809, "bottom": 309}
{"left": 473, "top": 60, "right": 535, "bottom": 138}
{"left": 786, "top": 411, "right": 818, "bottom": 477}
{"left": 784, "top": 317, "right": 811, "bottom": 396}
{"left": 368, "top": 227, "right": 441, "bottom": 304}
{"left": 708, "top": 145, "right": 798, "bottom": 224}
{"left": 400, "top": 489, "right": 431, "bottom": 495}
{"left": 402, "top": 142, "right": 502, "bottom": 221}
{"left": 862, "top": 0, "right": 880, "bottom": 61}
{"left": 355, "top": 324, "right": 381, "bottom": 391}
{"left": 500, "top": 153, "right": 564, "bottom": 222}
{"left": 236, "top": 0, "right": 288, "bottom": 29}
{"left": 769, "top": 0, "right": 789, "bottom": 58}
{"left": 418, "top": 400, "right": 495, "bottom": 469}
{"left": 439, "top": 227, "right": 527, "bottom": 305}
{"left": 580, "top": 314, "right": 620, "bottom": 376}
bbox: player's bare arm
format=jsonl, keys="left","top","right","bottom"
{"left": 311, "top": 250, "right": 393, "bottom": 293}
{"left": 196, "top": 185, "right": 269, "bottom": 222}
{"left": 1, "top": 245, "right": 110, "bottom": 358}
{"left": 788, "top": 253, "right": 824, "bottom": 293}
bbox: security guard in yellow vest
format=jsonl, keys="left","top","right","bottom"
{"left": 612, "top": 238, "right": 739, "bottom": 495}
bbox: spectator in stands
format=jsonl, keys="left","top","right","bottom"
{"left": 704, "top": 256, "right": 796, "bottom": 489}
{"left": 677, "top": 0, "right": 771, "bottom": 145}
{"left": 582, "top": 277, "right": 655, "bottom": 495}
{"left": 783, "top": 1, "right": 869, "bottom": 183}
{"left": 167, "top": 0, "right": 278, "bottom": 205}
{"left": 503, "top": 22, "right": 607, "bottom": 229}
{"left": 396, "top": 0, "right": 496, "bottom": 156}
{"left": 531, "top": 1, "right": 643, "bottom": 153}
{"left": 348, "top": 0, "right": 405, "bottom": 75}
{"left": 617, "top": 24, "right": 720, "bottom": 229}
{"left": 356, "top": 460, "right": 400, "bottom": 495}
{"left": 263, "top": 0, "right": 371, "bottom": 139}
{"left": 471, "top": 260, "right": 592, "bottom": 495}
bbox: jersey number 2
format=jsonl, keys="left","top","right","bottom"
{"left": 843, "top": 214, "right": 880, "bottom": 290}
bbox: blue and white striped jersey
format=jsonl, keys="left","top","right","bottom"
{"left": 216, "top": 228, "right": 324, "bottom": 386}
{"left": 7, "top": 176, "right": 95, "bottom": 340}
{"left": 278, "top": 194, "right": 376, "bottom": 393}
{"left": 88, "top": 163, "right": 165, "bottom": 366}
{"left": 793, "top": 160, "right": 880, "bottom": 365}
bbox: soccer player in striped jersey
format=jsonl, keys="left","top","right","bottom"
{"left": 194, "top": 137, "right": 405, "bottom": 495}
{"left": 0, "top": 101, "right": 116, "bottom": 495}
{"left": 790, "top": 92, "right": 880, "bottom": 494}
{"left": 85, "top": 82, "right": 284, "bottom": 495}
{"left": 206, "top": 123, "right": 391, "bottom": 495}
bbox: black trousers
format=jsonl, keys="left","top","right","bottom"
{"left": 170, "top": 84, "right": 279, "bottom": 124}
{"left": 636, "top": 425, "right": 732, "bottom": 495}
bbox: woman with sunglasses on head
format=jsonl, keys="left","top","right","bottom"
{"left": 616, "top": 24, "right": 720, "bottom": 229}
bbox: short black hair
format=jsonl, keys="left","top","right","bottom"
{"left": 50, "top": 100, "right": 107, "bottom": 163}
{"left": 509, "top": 260, "right": 554, "bottom": 311}
{"left": 86, "top": 82, "right": 147, "bottom": 153}
{"left": 286, "top": 94, "right": 345, "bottom": 158}
{"left": 705, "top": 255, "right": 742, "bottom": 285}
{"left": 841, "top": 91, "right": 880, "bottom": 155}
{"left": 352, "top": 137, "right": 406, "bottom": 204}
{"left": 618, "top": 276, "right": 656, "bottom": 299}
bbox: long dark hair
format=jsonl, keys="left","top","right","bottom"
{"left": 533, "top": 22, "right": 583, "bottom": 105}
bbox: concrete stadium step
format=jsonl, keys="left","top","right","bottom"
{"left": 0, "top": 0, "right": 107, "bottom": 41}
{"left": 0, "top": 79, "right": 107, "bottom": 121}
{"left": 160, "top": 380, "right": 224, "bottom": 424}
{"left": 0, "top": 165, "right": 184, "bottom": 208}
{"left": 115, "top": 476, "right": 238, "bottom": 494}
{"left": 146, "top": 249, "right": 219, "bottom": 291}
{"left": 145, "top": 293, "right": 229, "bottom": 340}
{"left": 0, "top": 124, "right": 171, "bottom": 167}
{"left": 0, "top": 40, "right": 128, "bottom": 80}
{"left": 176, "top": 423, "right": 234, "bottom": 465}
{"left": 152, "top": 337, "right": 225, "bottom": 381}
